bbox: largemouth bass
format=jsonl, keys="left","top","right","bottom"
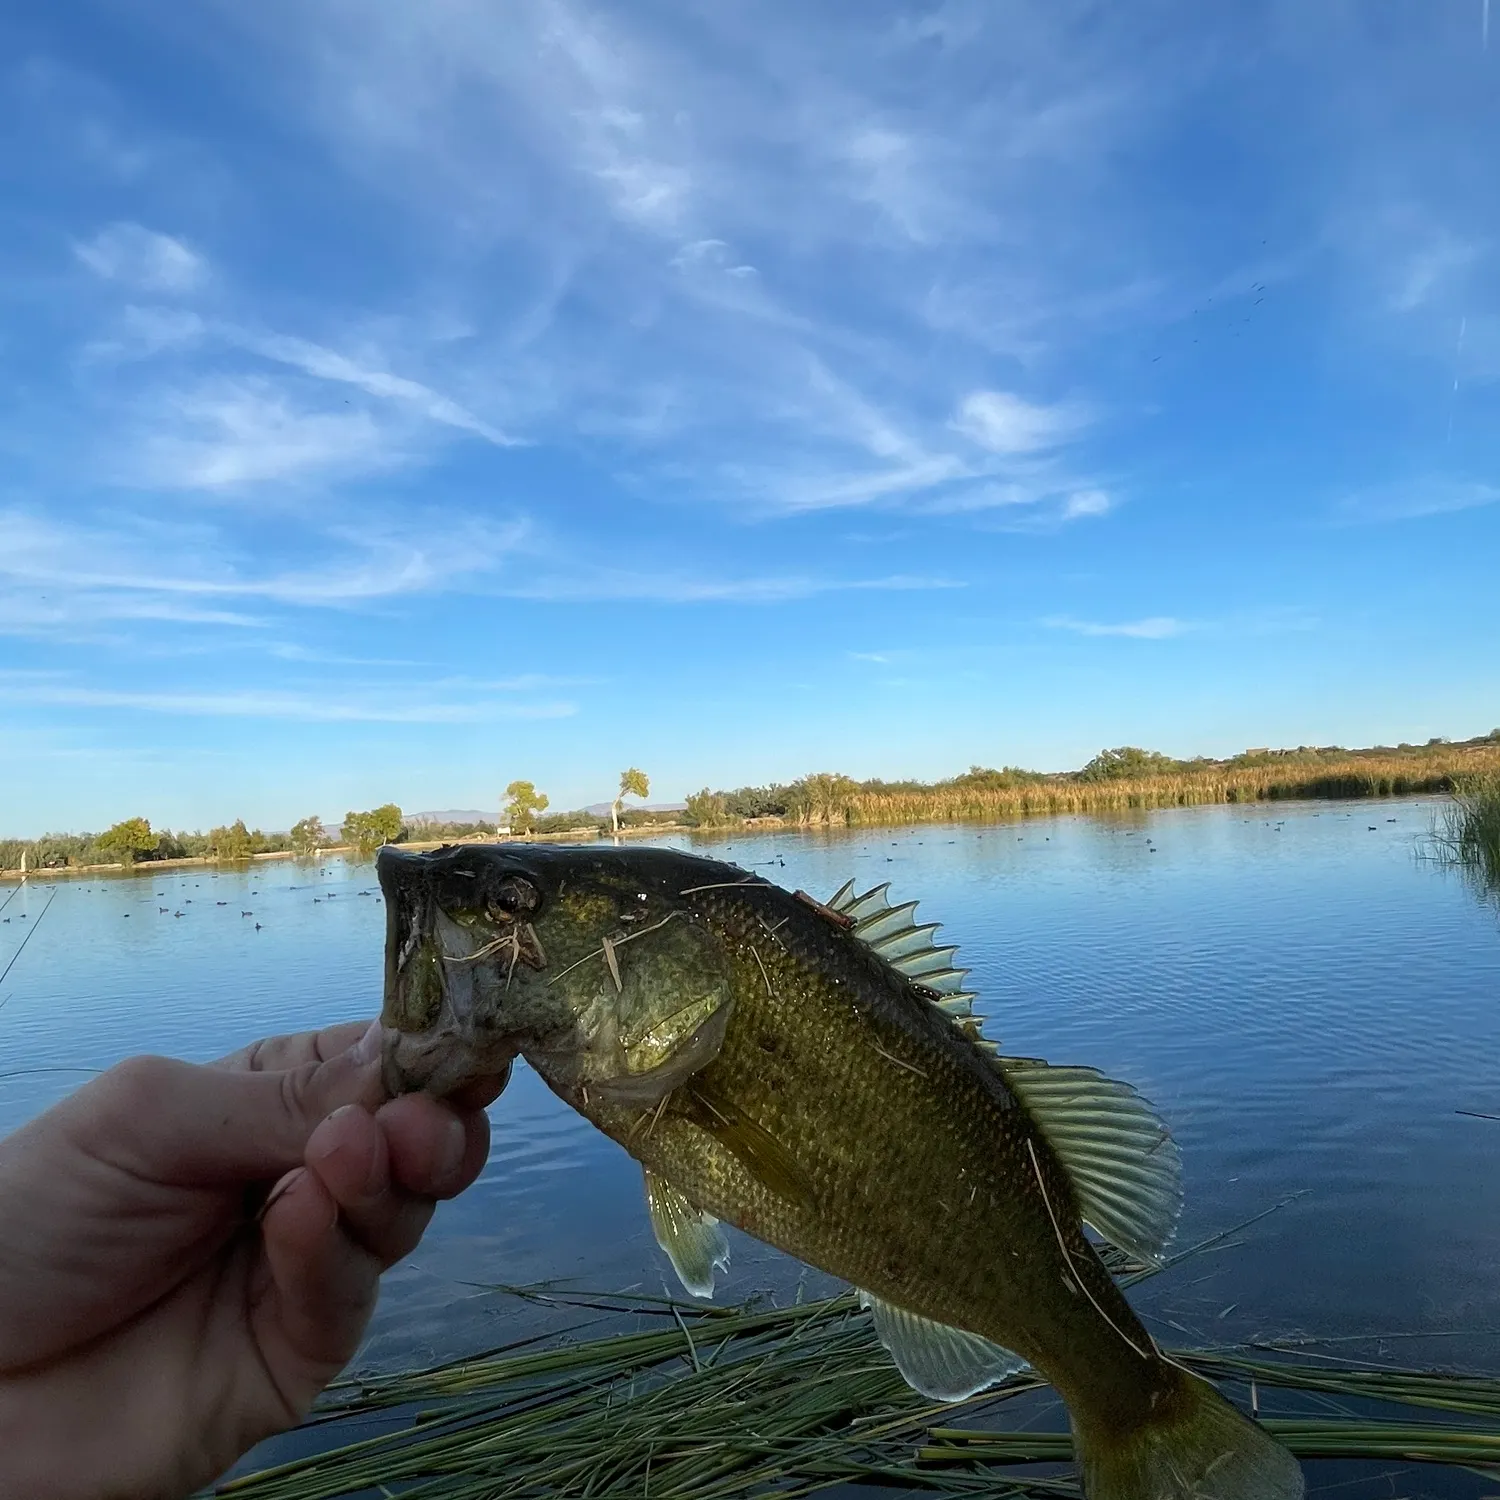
{"left": 376, "top": 843, "right": 1302, "bottom": 1500}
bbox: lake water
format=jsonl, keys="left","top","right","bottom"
{"left": 4, "top": 798, "right": 1500, "bottom": 1498}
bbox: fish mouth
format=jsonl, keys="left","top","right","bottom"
{"left": 375, "top": 844, "right": 526, "bottom": 1098}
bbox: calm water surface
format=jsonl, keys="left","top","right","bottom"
{"left": 4, "top": 799, "right": 1499, "bottom": 1497}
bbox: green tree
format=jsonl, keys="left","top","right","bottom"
{"left": 341, "top": 805, "right": 404, "bottom": 852}
{"left": 503, "top": 780, "right": 549, "bottom": 835}
{"left": 1077, "top": 747, "right": 1181, "bottom": 783}
{"left": 208, "top": 819, "right": 253, "bottom": 860}
{"left": 289, "top": 815, "right": 328, "bottom": 855}
{"left": 96, "top": 817, "right": 158, "bottom": 866}
{"left": 789, "top": 772, "right": 860, "bottom": 824}
{"left": 684, "top": 788, "right": 729, "bottom": 827}
{"left": 611, "top": 767, "right": 650, "bottom": 834}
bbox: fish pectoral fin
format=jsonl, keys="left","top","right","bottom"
{"left": 685, "top": 1082, "right": 813, "bottom": 1209}
{"left": 644, "top": 1168, "right": 729, "bottom": 1300}
{"left": 858, "top": 1291, "right": 1027, "bottom": 1401}
{"left": 995, "top": 1057, "right": 1183, "bottom": 1266}
{"left": 589, "top": 1000, "right": 734, "bottom": 1109}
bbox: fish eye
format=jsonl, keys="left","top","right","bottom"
{"left": 489, "top": 874, "right": 541, "bottom": 918}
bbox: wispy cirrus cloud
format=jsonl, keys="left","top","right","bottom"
{"left": 1046, "top": 615, "right": 1192, "bottom": 639}
{"left": 237, "top": 331, "right": 519, "bottom": 447}
{"left": 0, "top": 682, "right": 577, "bottom": 723}
{"left": 73, "top": 220, "right": 206, "bottom": 292}
{"left": 1334, "top": 477, "right": 1500, "bottom": 524}
{"left": 498, "top": 567, "right": 963, "bottom": 604}
{"left": 951, "top": 391, "right": 1091, "bottom": 456}
{"left": 0, "top": 506, "right": 532, "bottom": 635}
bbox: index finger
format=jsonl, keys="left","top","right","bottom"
{"left": 212, "top": 1019, "right": 373, "bottom": 1073}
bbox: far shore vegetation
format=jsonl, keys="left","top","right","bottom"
{"left": 6, "top": 733, "right": 1500, "bottom": 875}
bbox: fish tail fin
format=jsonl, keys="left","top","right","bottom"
{"left": 1077, "top": 1369, "right": 1302, "bottom": 1500}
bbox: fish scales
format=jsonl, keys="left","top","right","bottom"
{"left": 376, "top": 843, "right": 1303, "bottom": 1500}
{"left": 612, "top": 877, "right": 1174, "bottom": 1434}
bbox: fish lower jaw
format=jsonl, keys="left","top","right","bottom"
{"left": 382, "top": 1027, "right": 519, "bottom": 1098}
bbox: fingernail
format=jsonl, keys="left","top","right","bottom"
{"left": 351, "top": 1019, "right": 384, "bottom": 1065}
{"left": 437, "top": 1114, "right": 467, "bottom": 1185}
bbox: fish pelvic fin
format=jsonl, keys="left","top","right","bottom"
{"left": 1077, "top": 1370, "right": 1303, "bottom": 1500}
{"left": 858, "top": 1291, "right": 1026, "bottom": 1401}
{"left": 644, "top": 1168, "right": 728, "bottom": 1299}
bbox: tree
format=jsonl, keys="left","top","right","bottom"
{"left": 341, "top": 805, "right": 404, "bottom": 852}
{"left": 503, "top": 780, "right": 549, "bottom": 835}
{"left": 1077, "top": 747, "right": 1181, "bottom": 783}
{"left": 290, "top": 815, "right": 328, "bottom": 855}
{"left": 96, "top": 817, "right": 157, "bottom": 865}
{"left": 208, "top": 819, "right": 253, "bottom": 861}
{"left": 611, "top": 767, "right": 650, "bottom": 833}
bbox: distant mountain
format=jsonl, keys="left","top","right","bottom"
{"left": 406, "top": 809, "right": 492, "bottom": 826}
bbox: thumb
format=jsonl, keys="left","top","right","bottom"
{"left": 63, "top": 1034, "right": 389, "bottom": 1188}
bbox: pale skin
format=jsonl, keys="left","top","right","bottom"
{"left": 0, "top": 1018, "right": 507, "bottom": 1500}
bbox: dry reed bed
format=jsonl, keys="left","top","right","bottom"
{"left": 828, "top": 746, "right": 1500, "bottom": 827}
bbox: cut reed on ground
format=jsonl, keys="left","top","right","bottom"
{"left": 217, "top": 1237, "right": 1500, "bottom": 1499}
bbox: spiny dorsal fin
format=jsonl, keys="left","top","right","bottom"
{"left": 644, "top": 1168, "right": 729, "bottom": 1299}
{"left": 996, "top": 1057, "right": 1183, "bottom": 1265}
{"left": 858, "top": 1290, "right": 1027, "bottom": 1400}
{"left": 825, "top": 881, "right": 978, "bottom": 1018}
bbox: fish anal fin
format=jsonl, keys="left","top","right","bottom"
{"left": 997, "top": 1057, "right": 1183, "bottom": 1265}
{"left": 644, "top": 1168, "right": 728, "bottom": 1299}
{"left": 858, "top": 1291, "right": 1027, "bottom": 1401}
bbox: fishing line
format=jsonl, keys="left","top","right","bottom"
{"left": 0, "top": 888, "right": 56, "bottom": 988}
{"left": 0, "top": 882, "right": 22, "bottom": 917}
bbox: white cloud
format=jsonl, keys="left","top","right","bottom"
{"left": 74, "top": 221, "right": 206, "bottom": 292}
{"left": 952, "top": 391, "right": 1090, "bottom": 455}
{"left": 0, "top": 682, "right": 576, "bottom": 723}
{"left": 241, "top": 332, "right": 518, "bottom": 446}
{"left": 1336, "top": 478, "right": 1500, "bottom": 523}
{"left": 1046, "top": 615, "right": 1191, "bottom": 639}
{"left": 1062, "top": 488, "right": 1113, "bottom": 519}
{"left": 500, "top": 567, "right": 963, "bottom": 604}
{"left": 165, "top": 0, "right": 1157, "bottom": 519}
{"left": 84, "top": 304, "right": 207, "bottom": 362}
{"left": 141, "top": 379, "right": 403, "bottom": 490}
{"left": 0, "top": 506, "right": 531, "bottom": 616}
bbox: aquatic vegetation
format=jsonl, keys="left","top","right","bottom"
{"left": 217, "top": 1283, "right": 1500, "bottom": 1499}
{"left": 1424, "top": 772, "right": 1500, "bottom": 903}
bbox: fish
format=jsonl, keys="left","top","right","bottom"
{"left": 376, "top": 843, "right": 1302, "bottom": 1500}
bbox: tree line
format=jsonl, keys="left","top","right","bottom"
{"left": 0, "top": 767, "right": 662, "bottom": 871}
{"left": 11, "top": 737, "right": 1499, "bottom": 869}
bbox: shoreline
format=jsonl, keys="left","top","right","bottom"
{"left": 0, "top": 823, "right": 691, "bottom": 882}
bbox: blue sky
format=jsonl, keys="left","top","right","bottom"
{"left": 2, "top": 1, "right": 1497, "bottom": 836}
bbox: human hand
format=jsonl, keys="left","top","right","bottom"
{"left": 0, "top": 1020, "right": 507, "bottom": 1500}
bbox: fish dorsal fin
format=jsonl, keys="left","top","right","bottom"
{"left": 995, "top": 1058, "right": 1183, "bottom": 1265}
{"left": 644, "top": 1168, "right": 729, "bottom": 1299}
{"left": 825, "top": 881, "right": 978, "bottom": 1017}
{"left": 858, "top": 1291, "right": 1027, "bottom": 1400}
